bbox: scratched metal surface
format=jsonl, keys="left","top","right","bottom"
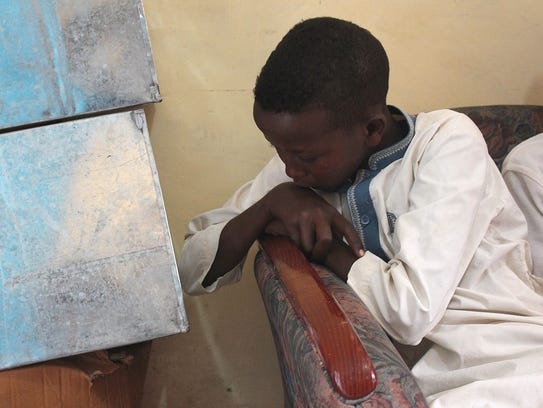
{"left": 0, "top": 0, "right": 160, "bottom": 131}
{"left": 0, "top": 110, "right": 188, "bottom": 370}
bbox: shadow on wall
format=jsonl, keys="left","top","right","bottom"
{"left": 526, "top": 76, "right": 543, "bottom": 105}
{"left": 144, "top": 104, "right": 157, "bottom": 132}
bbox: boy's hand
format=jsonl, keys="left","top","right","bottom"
{"left": 322, "top": 238, "right": 364, "bottom": 281}
{"left": 262, "top": 182, "right": 363, "bottom": 262}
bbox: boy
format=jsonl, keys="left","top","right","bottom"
{"left": 179, "top": 17, "right": 543, "bottom": 406}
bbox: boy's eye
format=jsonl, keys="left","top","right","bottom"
{"left": 298, "top": 155, "right": 319, "bottom": 163}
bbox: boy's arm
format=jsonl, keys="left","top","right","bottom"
{"left": 201, "top": 197, "right": 271, "bottom": 287}
{"left": 203, "top": 182, "right": 364, "bottom": 287}
{"left": 179, "top": 154, "right": 362, "bottom": 295}
{"left": 179, "top": 155, "right": 289, "bottom": 295}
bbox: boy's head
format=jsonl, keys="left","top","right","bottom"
{"left": 253, "top": 17, "right": 392, "bottom": 192}
{"left": 254, "top": 17, "right": 389, "bottom": 128}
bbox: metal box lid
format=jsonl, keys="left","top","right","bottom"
{"left": 0, "top": 0, "right": 160, "bottom": 131}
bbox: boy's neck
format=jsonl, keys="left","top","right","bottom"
{"left": 378, "top": 107, "right": 408, "bottom": 150}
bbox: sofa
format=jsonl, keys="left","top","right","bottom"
{"left": 254, "top": 105, "right": 543, "bottom": 407}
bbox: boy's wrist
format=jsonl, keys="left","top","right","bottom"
{"left": 322, "top": 240, "right": 360, "bottom": 282}
{"left": 258, "top": 190, "right": 277, "bottom": 227}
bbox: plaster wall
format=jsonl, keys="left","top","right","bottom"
{"left": 141, "top": 1, "right": 543, "bottom": 406}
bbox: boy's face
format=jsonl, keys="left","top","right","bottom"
{"left": 253, "top": 102, "right": 375, "bottom": 192}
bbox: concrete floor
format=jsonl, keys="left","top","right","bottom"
{"left": 141, "top": 249, "right": 284, "bottom": 408}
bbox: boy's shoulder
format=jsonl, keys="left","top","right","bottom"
{"left": 414, "top": 108, "right": 482, "bottom": 138}
{"left": 408, "top": 108, "right": 486, "bottom": 157}
{"left": 415, "top": 108, "right": 475, "bottom": 126}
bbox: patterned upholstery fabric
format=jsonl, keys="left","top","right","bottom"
{"left": 254, "top": 105, "right": 543, "bottom": 407}
{"left": 454, "top": 105, "right": 543, "bottom": 166}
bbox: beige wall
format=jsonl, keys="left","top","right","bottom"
{"left": 141, "top": 1, "right": 543, "bottom": 406}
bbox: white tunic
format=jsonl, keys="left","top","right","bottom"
{"left": 502, "top": 133, "right": 543, "bottom": 278}
{"left": 179, "top": 109, "right": 543, "bottom": 407}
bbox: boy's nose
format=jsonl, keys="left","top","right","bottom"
{"left": 285, "top": 161, "right": 307, "bottom": 180}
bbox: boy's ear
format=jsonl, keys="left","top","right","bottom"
{"left": 365, "top": 115, "right": 386, "bottom": 147}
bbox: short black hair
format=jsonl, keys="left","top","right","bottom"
{"left": 254, "top": 17, "right": 389, "bottom": 128}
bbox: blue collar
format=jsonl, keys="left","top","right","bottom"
{"left": 366, "top": 105, "right": 415, "bottom": 172}
{"left": 345, "top": 106, "right": 415, "bottom": 260}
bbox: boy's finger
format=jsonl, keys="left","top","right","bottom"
{"left": 335, "top": 218, "right": 364, "bottom": 257}
{"left": 264, "top": 220, "right": 288, "bottom": 236}
{"left": 311, "top": 222, "right": 333, "bottom": 262}
{"left": 299, "top": 223, "right": 316, "bottom": 255}
{"left": 311, "top": 238, "right": 332, "bottom": 262}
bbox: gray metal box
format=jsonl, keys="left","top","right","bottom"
{"left": 0, "top": 0, "right": 160, "bottom": 131}
{"left": 0, "top": 110, "right": 188, "bottom": 370}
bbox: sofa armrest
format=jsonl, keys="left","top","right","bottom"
{"left": 255, "top": 235, "right": 427, "bottom": 407}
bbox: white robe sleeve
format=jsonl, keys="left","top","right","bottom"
{"left": 178, "top": 155, "right": 290, "bottom": 295}
{"left": 348, "top": 112, "right": 491, "bottom": 345}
